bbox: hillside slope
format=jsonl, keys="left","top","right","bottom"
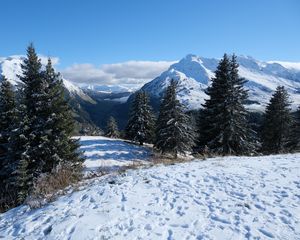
{"left": 0, "top": 137, "right": 299, "bottom": 239}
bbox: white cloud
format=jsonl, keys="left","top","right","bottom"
{"left": 62, "top": 64, "right": 115, "bottom": 84}
{"left": 39, "top": 55, "right": 60, "bottom": 66}
{"left": 61, "top": 60, "right": 175, "bottom": 87}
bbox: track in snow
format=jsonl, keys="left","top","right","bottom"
{"left": 0, "top": 137, "right": 300, "bottom": 239}
{"left": 80, "top": 136, "right": 151, "bottom": 172}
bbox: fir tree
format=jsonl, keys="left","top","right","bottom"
{"left": 198, "top": 54, "right": 255, "bottom": 155}
{"left": 126, "top": 91, "right": 155, "bottom": 145}
{"left": 155, "top": 80, "right": 195, "bottom": 158}
{"left": 0, "top": 75, "right": 17, "bottom": 193}
{"left": 261, "top": 86, "right": 293, "bottom": 154}
{"left": 42, "top": 58, "right": 83, "bottom": 173}
{"left": 12, "top": 45, "right": 83, "bottom": 201}
{"left": 18, "top": 43, "right": 47, "bottom": 181}
{"left": 288, "top": 106, "right": 300, "bottom": 151}
{"left": 8, "top": 99, "right": 31, "bottom": 203}
{"left": 105, "top": 116, "right": 119, "bottom": 138}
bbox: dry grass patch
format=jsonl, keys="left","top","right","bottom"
{"left": 26, "top": 163, "right": 82, "bottom": 209}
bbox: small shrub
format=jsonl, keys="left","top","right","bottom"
{"left": 150, "top": 152, "right": 191, "bottom": 165}
{"left": 26, "top": 162, "right": 82, "bottom": 208}
{"left": 0, "top": 184, "right": 18, "bottom": 213}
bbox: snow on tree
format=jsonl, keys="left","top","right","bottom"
{"left": 126, "top": 91, "right": 155, "bottom": 145}
{"left": 0, "top": 75, "right": 18, "bottom": 202}
{"left": 105, "top": 116, "right": 119, "bottom": 138}
{"left": 155, "top": 80, "right": 195, "bottom": 158}
{"left": 17, "top": 43, "right": 48, "bottom": 186}
{"left": 8, "top": 99, "right": 31, "bottom": 203}
{"left": 9, "top": 45, "right": 83, "bottom": 202}
{"left": 198, "top": 54, "right": 256, "bottom": 155}
{"left": 261, "top": 86, "right": 293, "bottom": 154}
{"left": 42, "top": 58, "right": 83, "bottom": 173}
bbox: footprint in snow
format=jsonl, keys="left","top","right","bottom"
{"left": 43, "top": 225, "right": 52, "bottom": 236}
{"left": 80, "top": 194, "right": 89, "bottom": 202}
{"left": 121, "top": 192, "right": 127, "bottom": 202}
{"left": 210, "top": 214, "right": 231, "bottom": 224}
{"left": 259, "top": 228, "right": 275, "bottom": 238}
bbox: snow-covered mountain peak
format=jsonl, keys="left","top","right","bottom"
{"left": 0, "top": 55, "right": 94, "bottom": 103}
{"left": 139, "top": 54, "right": 300, "bottom": 111}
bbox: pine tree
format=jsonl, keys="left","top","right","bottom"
{"left": 12, "top": 45, "right": 83, "bottom": 201}
{"left": 198, "top": 54, "right": 255, "bottom": 155}
{"left": 8, "top": 99, "right": 31, "bottom": 203}
{"left": 105, "top": 116, "right": 119, "bottom": 138}
{"left": 42, "top": 58, "right": 83, "bottom": 173}
{"left": 0, "top": 75, "right": 17, "bottom": 193}
{"left": 261, "top": 86, "right": 293, "bottom": 154}
{"left": 155, "top": 80, "right": 195, "bottom": 158}
{"left": 18, "top": 43, "right": 47, "bottom": 181}
{"left": 126, "top": 91, "right": 155, "bottom": 145}
{"left": 288, "top": 106, "right": 300, "bottom": 151}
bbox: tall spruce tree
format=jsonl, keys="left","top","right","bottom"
{"left": 105, "top": 116, "right": 119, "bottom": 138}
{"left": 8, "top": 94, "right": 31, "bottom": 203}
{"left": 155, "top": 80, "right": 195, "bottom": 158}
{"left": 198, "top": 54, "right": 255, "bottom": 155}
{"left": 261, "top": 86, "right": 293, "bottom": 154}
{"left": 12, "top": 46, "right": 83, "bottom": 202}
{"left": 0, "top": 76, "right": 17, "bottom": 194}
{"left": 42, "top": 58, "right": 83, "bottom": 173}
{"left": 287, "top": 106, "right": 300, "bottom": 151}
{"left": 126, "top": 91, "right": 155, "bottom": 145}
{"left": 18, "top": 43, "right": 47, "bottom": 183}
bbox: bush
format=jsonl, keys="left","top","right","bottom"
{"left": 0, "top": 184, "right": 18, "bottom": 213}
{"left": 26, "top": 162, "right": 82, "bottom": 209}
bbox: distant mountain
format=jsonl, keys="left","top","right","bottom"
{"left": 0, "top": 55, "right": 94, "bottom": 103}
{"left": 0, "top": 55, "right": 101, "bottom": 135}
{"left": 81, "top": 84, "right": 134, "bottom": 94}
{"left": 140, "top": 54, "right": 300, "bottom": 111}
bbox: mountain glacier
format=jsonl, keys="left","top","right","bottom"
{"left": 140, "top": 54, "right": 300, "bottom": 111}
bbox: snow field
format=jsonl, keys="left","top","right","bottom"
{"left": 0, "top": 137, "right": 299, "bottom": 239}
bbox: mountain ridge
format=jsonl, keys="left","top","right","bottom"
{"left": 139, "top": 54, "right": 300, "bottom": 111}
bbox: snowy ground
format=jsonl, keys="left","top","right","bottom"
{"left": 0, "top": 137, "right": 300, "bottom": 239}
{"left": 80, "top": 136, "right": 152, "bottom": 173}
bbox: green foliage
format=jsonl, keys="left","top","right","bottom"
{"left": 0, "top": 75, "right": 18, "bottom": 201}
{"left": 4, "top": 44, "right": 83, "bottom": 205}
{"left": 288, "top": 107, "right": 300, "bottom": 151}
{"left": 105, "top": 116, "right": 119, "bottom": 138}
{"left": 261, "top": 86, "right": 293, "bottom": 154}
{"left": 126, "top": 91, "right": 155, "bottom": 145}
{"left": 198, "top": 54, "right": 256, "bottom": 155}
{"left": 155, "top": 80, "right": 195, "bottom": 158}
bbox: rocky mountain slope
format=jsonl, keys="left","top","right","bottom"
{"left": 0, "top": 56, "right": 100, "bottom": 134}
{"left": 140, "top": 54, "right": 300, "bottom": 111}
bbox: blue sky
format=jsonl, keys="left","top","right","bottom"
{"left": 1, "top": 0, "right": 300, "bottom": 69}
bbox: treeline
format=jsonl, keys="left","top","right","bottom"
{"left": 117, "top": 54, "right": 300, "bottom": 157}
{"left": 0, "top": 44, "right": 82, "bottom": 211}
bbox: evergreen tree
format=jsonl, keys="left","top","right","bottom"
{"left": 18, "top": 43, "right": 47, "bottom": 182}
{"left": 126, "top": 91, "right": 155, "bottom": 145}
{"left": 105, "top": 116, "right": 119, "bottom": 138}
{"left": 12, "top": 45, "right": 83, "bottom": 201}
{"left": 8, "top": 98, "right": 31, "bottom": 203}
{"left": 42, "top": 58, "right": 83, "bottom": 173}
{"left": 155, "top": 80, "right": 195, "bottom": 158}
{"left": 288, "top": 106, "right": 300, "bottom": 151}
{"left": 198, "top": 54, "right": 255, "bottom": 155}
{"left": 0, "top": 75, "right": 17, "bottom": 193}
{"left": 261, "top": 86, "right": 293, "bottom": 154}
